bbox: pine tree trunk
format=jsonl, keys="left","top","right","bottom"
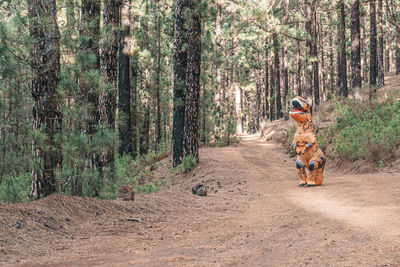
{"left": 118, "top": 0, "right": 132, "bottom": 156}
{"left": 172, "top": 0, "right": 187, "bottom": 167}
{"left": 155, "top": 0, "right": 162, "bottom": 146}
{"left": 131, "top": 54, "right": 138, "bottom": 158}
{"left": 100, "top": 1, "right": 120, "bottom": 167}
{"left": 339, "top": 0, "right": 348, "bottom": 97}
{"left": 183, "top": 0, "right": 201, "bottom": 162}
{"left": 296, "top": 22, "right": 302, "bottom": 97}
{"left": 282, "top": 0, "right": 289, "bottom": 110}
{"left": 29, "top": 0, "right": 60, "bottom": 197}
{"left": 377, "top": 0, "right": 385, "bottom": 87}
{"left": 361, "top": 15, "right": 367, "bottom": 83}
{"left": 305, "top": 0, "right": 313, "bottom": 100}
{"left": 385, "top": 0, "right": 390, "bottom": 73}
{"left": 312, "top": 2, "right": 320, "bottom": 104}
{"left": 329, "top": 28, "right": 334, "bottom": 96}
{"left": 265, "top": 41, "right": 269, "bottom": 120}
{"left": 273, "top": 34, "right": 282, "bottom": 119}
{"left": 233, "top": 16, "right": 242, "bottom": 134}
{"left": 269, "top": 62, "right": 275, "bottom": 121}
{"left": 370, "top": 0, "right": 378, "bottom": 90}
{"left": 351, "top": 0, "right": 362, "bottom": 100}
{"left": 215, "top": 0, "right": 222, "bottom": 140}
{"left": 396, "top": 31, "right": 400, "bottom": 74}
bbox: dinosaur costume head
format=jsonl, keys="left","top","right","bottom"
{"left": 289, "top": 97, "right": 311, "bottom": 123}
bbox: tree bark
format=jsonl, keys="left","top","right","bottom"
{"left": 351, "top": 0, "right": 362, "bottom": 100}
{"left": 172, "top": 0, "right": 187, "bottom": 167}
{"left": 304, "top": 0, "right": 313, "bottom": 100}
{"left": 377, "top": 0, "right": 385, "bottom": 87}
{"left": 273, "top": 34, "right": 282, "bottom": 119}
{"left": 155, "top": 0, "right": 162, "bottom": 146}
{"left": 183, "top": 0, "right": 201, "bottom": 162}
{"left": 215, "top": 0, "right": 222, "bottom": 140}
{"left": 396, "top": 31, "right": 400, "bottom": 74}
{"left": 118, "top": 0, "right": 132, "bottom": 156}
{"left": 339, "top": 0, "right": 348, "bottom": 98}
{"left": 370, "top": 0, "right": 377, "bottom": 89}
{"left": 100, "top": 0, "right": 121, "bottom": 167}
{"left": 385, "top": 0, "right": 390, "bottom": 73}
{"left": 311, "top": 1, "right": 320, "bottom": 104}
{"left": 29, "top": 0, "right": 60, "bottom": 197}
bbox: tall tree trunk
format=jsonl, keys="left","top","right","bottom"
{"left": 385, "top": 0, "right": 390, "bottom": 73}
{"left": 396, "top": 31, "right": 400, "bottom": 74}
{"left": 233, "top": 16, "right": 242, "bottom": 134}
{"left": 29, "top": 0, "right": 60, "bottom": 198}
{"left": 131, "top": 54, "right": 138, "bottom": 158}
{"left": 377, "top": 0, "right": 385, "bottom": 87}
{"left": 329, "top": 28, "right": 334, "bottom": 96}
{"left": 370, "top": 0, "right": 378, "bottom": 91}
{"left": 215, "top": 0, "right": 222, "bottom": 139}
{"left": 311, "top": 1, "right": 320, "bottom": 104}
{"left": 118, "top": 0, "right": 132, "bottom": 156}
{"left": 339, "top": 0, "right": 348, "bottom": 98}
{"left": 265, "top": 41, "right": 269, "bottom": 120}
{"left": 305, "top": 0, "right": 313, "bottom": 101}
{"left": 155, "top": 0, "right": 162, "bottom": 146}
{"left": 269, "top": 62, "right": 275, "bottom": 121}
{"left": 361, "top": 15, "right": 368, "bottom": 83}
{"left": 172, "top": 0, "right": 187, "bottom": 167}
{"left": 351, "top": 0, "right": 362, "bottom": 100}
{"left": 184, "top": 0, "right": 201, "bottom": 162}
{"left": 100, "top": 1, "right": 121, "bottom": 167}
{"left": 281, "top": 0, "right": 289, "bottom": 110}
{"left": 256, "top": 78, "right": 261, "bottom": 130}
{"left": 296, "top": 22, "right": 302, "bottom": 96}
{"left": 273, "top": 34, "right": 282, "bottom": 119}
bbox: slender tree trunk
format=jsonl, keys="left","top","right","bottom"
{"left": 269, "top": 62, "right": 275, "bottom": 121}
{"left": 361, "top": 15, "right": 367, "bottom": 83}
{"left": 296, "top": 22, "right": 302, "bottom": 96}
{"left": 312, "top": 1, "right": 320, "bottom": 104}
{"left": 29, "top": 0, "right": 60, "bottom": 197}
{"left": 305, "top": 0, "right": 313, "bottom": 100}
{"left": 396, "top": 31, "right": 400, "bottom": 74}
{"left": 100, "top": 1, "right": 120, "bottom": 168}
{"left": 183, "top": 0, "right": 201, "bottom": 162}
{"left": 215, "top": 0, "right": 222, "bottom": 139}
{"left": 256, "top": 78, "right": 261, "bottom": 130}
{"left": 118, "top": 0, "right": 132, "bottom": 156}
{"left": 273, "top": 34, "right": 282, "bottom": 119}
{"left": 351, "top": 0, "right": 362, "bottom": 100}
{"left": 339, "top": 0, "right": 348, "bottom": 98}
{"left": 265, "top": 41, "right": 269, "bottom": 120}
{"left": 385, "top": 0, "right": 390, "bottom": 72}
{"left": 172, "top": 0, "right": 187, "bottom": 167}
{"left": 329, "top": 28, "right": 334, "bottom": 96}
{"left": 282, "top": 0, "right": 289, "bottom": 110}
{"left": 131, "top": 54, "right": 138, "bottom": 158}
{"left": 155, "top": 0, "right": 162, "bottom": 146}
{"left": 370, "top": 0, "right": 377, "bottom": 91}
{"left": 377, "top": 0, "right": 385, "bottom": 87}
{"left": 233, "top": 16, "right": 242, "bottom": 134}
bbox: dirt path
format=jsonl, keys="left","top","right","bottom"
{"left": 3, "top": 135, "right": 400, "bottom": 266}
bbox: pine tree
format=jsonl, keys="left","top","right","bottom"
{"left": 351, "top": 0, "right": 362, "bottom": 99}
{"left": 184, "top": 0, "right": 201, "bottom": 162}
{"left": 172, "top": 0, "right": 188, "bottom": 167}
{"left": 29, "top": 0, "right": 61, "bottom": 197}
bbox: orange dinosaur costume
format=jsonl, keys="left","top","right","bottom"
{"left": 289, "top": 97, "right": 326, "bottom": 187}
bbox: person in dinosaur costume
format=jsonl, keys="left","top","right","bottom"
{"left": 289, "top": 97, "right": 326, "bottom": 187}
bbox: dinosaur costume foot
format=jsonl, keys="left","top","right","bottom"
{"left": 298, "top": 183, "right": 307, "bottom": 187}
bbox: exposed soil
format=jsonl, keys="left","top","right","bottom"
{"left": 1, "top": 135, "right": 400, "bottom": 266}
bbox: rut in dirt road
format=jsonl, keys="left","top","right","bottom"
{"left": 2, "top": 135, "right": 400, "bottom": 266}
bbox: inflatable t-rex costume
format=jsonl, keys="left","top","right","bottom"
{"left": 289, "top": 97, "right": 326, "bottom": 187}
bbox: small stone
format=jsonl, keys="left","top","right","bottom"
{"left": 127, "top": 218, "right": 141, "bottom": 222}
{"left": 13, "top": 221, "right": 22, "bottom": 229}
{"left": 192, "top": 184, "right": 207, "bottom": 196}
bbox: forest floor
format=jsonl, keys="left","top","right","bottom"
{"left": 2, "top": 135, "right": 400, "bottom": 266}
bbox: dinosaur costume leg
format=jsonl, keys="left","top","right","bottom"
{"left": 296, "top": 158, "right": 308, "bottom": 186}
{"left": 307, "top": 154, "right": 326, "bottom": 186}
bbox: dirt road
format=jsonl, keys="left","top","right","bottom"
{"left": 2, "top": 135, "right": 400, "bottom": 266}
